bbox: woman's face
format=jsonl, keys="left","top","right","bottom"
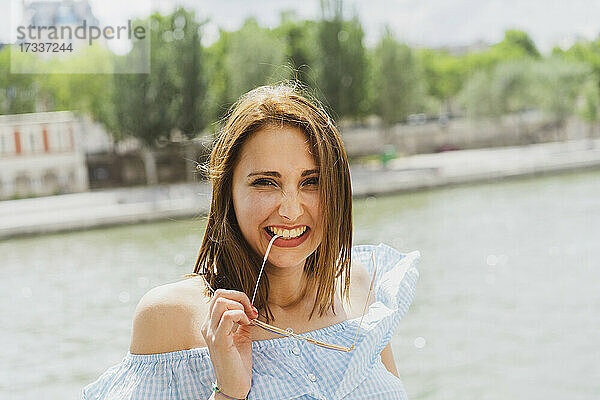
{"left": 232, "top": 125, "right": 322, "bottom": 269}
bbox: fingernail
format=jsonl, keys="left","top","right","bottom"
{"left": 252, "top": 306, "right": 258, "bottom": 316}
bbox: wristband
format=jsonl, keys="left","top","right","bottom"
{"left": 211, "top": 382, "right": 248, "bottom": 400}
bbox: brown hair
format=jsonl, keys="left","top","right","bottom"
{"left": 191, "top": 83, "right": 352, "bottom": 322}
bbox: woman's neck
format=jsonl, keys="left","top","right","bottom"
{"left": 265, "top": 262, "right": 313, "bottom": 309}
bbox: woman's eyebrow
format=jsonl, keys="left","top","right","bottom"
{"left": 247, "top": 168, "right": 319, "bottom": 178}
{"left": 247, "top": 171, "right": 280, "bottom": 178}
{"left": 301, "top": 168, "right": 319, "bottom": 177}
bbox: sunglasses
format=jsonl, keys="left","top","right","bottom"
{"left": 247, "top": 234, "right": 377, "bottom": 352}
{"left": 196, "top": 235, "right": 377, "bottom": 352}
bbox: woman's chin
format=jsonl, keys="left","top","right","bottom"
{"left": 266, "top": 257, "right": 306, "bottom": 269}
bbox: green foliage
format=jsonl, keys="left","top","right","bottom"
{"left": 532, "top": 57, "right": 591, "bottom": 123}
{"left": 2, "top": 6, "right": 599, "bottom": 145}
{"left": 0, "top": 44, "right": 117, "bottom": 126}
{"left": 554, "top": 40, "right": 600, "bottom": 123}
{"left": 372, "top": 29, "right": 424, "bottom": 125}
{"left": 555, "top": 39, "right": 600, "bottom": 79}
{"left": 579, "top": 79, "right": 599, "bottom": 123}
{"left": 204, "top": 29, "right": 230, "bottom": 125}
{"left": 0, "top": 47, "right": 38, "bottom": 114}
{"left": 112, "top": 13, "right": 179, "bottom": 146}
{"left": 171, "top": 8, "right": 206, "bottom": 138}
{"left": 459, "top": 57, "right": 591, "bottom": 123}
{"left": 203, "top": 17, "right": 287, "bottom": 125}
{"left": 459, "top": 60, "right": 537, "bottom": 118}
{"left": 497, "top": 30, "right": 541, "bottom": 59}
{"left": 275, "top": 13, "right": 319, "bottom": 87}
{"left": 112, "top": 9, "right": 207, "bottom": 145}
{"left": 317, "top": 11, "right": 368, "bottom": 118}
{"left": 418, "top": 30, "right": 541, "bottom": 110}
{"left": 417, "top": 48, "right": 464, "bottom": 104}
{"left": 224, "top": 18, "right": 287, "bottom": 103}
{"left": 43, "top": 45, "right": 117, "bottom": 130}
{"left": 457, "top": 69, "right": 492, "bottom": 117}
{"left": 464, "top": 30, "right": 541, "bottom": 72}
{"left": 456, "top": 30, "right": 576, "bottom": 120}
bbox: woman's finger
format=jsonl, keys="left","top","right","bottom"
{"left": 210, "top": 297, "right": 245, "bottom": 332}
{"left": 208, "top": 289, "right": 256, "bottom": 318}
{"left": 215, "top": 310, "right": 252, "bottom": 339}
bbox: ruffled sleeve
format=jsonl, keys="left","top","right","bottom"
{"left": 81, "top": 348, "right": 215, "bottom": 400}
{"left": 352, "top": 243, "right": 420, "bottom": 353}
{"left": 332, "top": 243, "right": 420, "bottom": 399}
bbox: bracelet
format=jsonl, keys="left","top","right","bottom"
{"left": 211, "top": 382, "right": 248, "bottom": 400}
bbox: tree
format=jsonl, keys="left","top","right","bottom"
{"left": 224, "top": 18, "right": 287, "bottom": 103}
{"left": 462, "top": 29, "right": 541, "bottom": 75}
{"left": 554, "top": 39, "right": 600, "bottom": 141}
{"left": 109, "top": 9, "right": 208, "bottom": 184}
{"left": 458, "top": 57, "right": 590, "bottom": 141}
{"left": 112, "top": 12, "right": 185, "bottom": 184}
{"left": 372, "top": 28, "right": 424, "bottom": 125}
{"left": 578, "top": 79, "right": 599, "bottom": 141}
{"left": 417, "top": 49, "right": 464, "bottom": 114}
{"left": 457, "top": 69, "right": 495, "bottom": 118}
{"left": 317, "top": 0, "right": 369, "bottom": 119}
{"left": 40, "top": 45, "right": 117, "bottom": 131}
{"left": 458, "top": 59, "right": 538, "bottom": 145}
{"left": 203, "top": 18, "right": 288, "bottom": 126}
{"left": 532, "top": 57, "right": 591, "bottom": 137}
{"left": 419, "top": 29, "right": 542, "bottom": 114}
{"left": 204, "top": 29, "right": 231, "bottom": 125}
{"left": 172, "top": 8, "right": 206, "bottom": 139}
{"left": 276, "top": 13, "right": 319, "bottom": 88}
{"left": 554, "top": 39, "right": 600, "bottom": 84}
{"left": 0, "top": 47, "right": 38, "bottom": 114}
{"left": 497, "top": 30, "right": 541, "bottom": 59}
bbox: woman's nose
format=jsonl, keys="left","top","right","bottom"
{"left": 278, "top": 189, "right": 303, "bottom": 221}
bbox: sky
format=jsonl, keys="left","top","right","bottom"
{"left": 1, "top": 0, "right": 599, "bottom": 54}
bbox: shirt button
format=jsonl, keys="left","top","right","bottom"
{"left": 292, "top": 346, "right": 301, "bottom": 356}
{"left": 307, "top": 373, "right": 317, "bottom": 382}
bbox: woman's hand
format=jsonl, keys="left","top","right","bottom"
{"left": 201, "top": 289, "right": 258, "bottom": 399}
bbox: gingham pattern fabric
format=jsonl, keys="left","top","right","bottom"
{"left": 82, "top": 243, "right": 420, "bottom": 400}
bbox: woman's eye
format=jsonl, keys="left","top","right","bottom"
{"left": 303, "top": 177, "right": 319, "bottom": 186}
{"left": 251, "top": 178, "right": 276, "bottom": 187}
{"left": 251, "top": 177, "right": 318, "bottom": 188}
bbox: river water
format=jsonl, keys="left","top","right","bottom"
{"left": 2, "top": 169, "right": 599, "bottom": 399}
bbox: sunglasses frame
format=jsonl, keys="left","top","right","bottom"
{"left": 249, "top": 249, "right": 377, "bottom": 352}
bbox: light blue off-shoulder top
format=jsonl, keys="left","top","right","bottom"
{"left": 82, "top": 243, "right": 420, "bottom": 400}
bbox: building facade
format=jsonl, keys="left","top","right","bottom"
{"left": 0, "top": 111, "right": 89, "bottom": 199}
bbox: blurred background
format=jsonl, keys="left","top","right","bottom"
{"left": 1, "top": 0, "right": 599, "bottom": 399}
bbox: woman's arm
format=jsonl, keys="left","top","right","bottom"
{"left": 380, "top": 343, "right": 400, "bottom": 377}
{"left": 129, "top": 280, "right": 257, "bottom": 399}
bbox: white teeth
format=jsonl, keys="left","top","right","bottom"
{"left": 267, "top": 226, "right": 307, "bottom": 239}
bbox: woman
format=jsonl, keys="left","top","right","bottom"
{"left": 82, "top": 83, "right": 420, "bottom": 400}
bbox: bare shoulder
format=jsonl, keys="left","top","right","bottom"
{"left": 343, "top": 259, "right": 376, "bottom": 318}
{"left": 350, "top": 258, "right": 372, "bottom": 292}
{"left": 129, "top": 276, "right": 210, "bottom": 355}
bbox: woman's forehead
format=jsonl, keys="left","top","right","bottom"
{"left": 237, "top": 126, "right": 317, "bottom": 170}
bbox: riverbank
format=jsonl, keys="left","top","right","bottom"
{"left": 1, "top": 138, "right": 599, "bottom": 240}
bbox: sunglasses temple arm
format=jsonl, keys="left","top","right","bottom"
{"left": 347, "top": 250, "right": 378, "bottom": 352}
{"left": 252, "top": 234, "right": 280, "bottom": 305}
{"left": 252, "top": 245, "right": 378, "bottom": 353}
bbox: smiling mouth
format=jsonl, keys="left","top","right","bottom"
{"left": 264, "top": 226, "right": 310, "bottom": 240}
